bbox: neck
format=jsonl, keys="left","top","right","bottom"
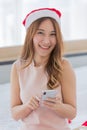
{"left": 33, "top": 56, "right": 49, "bottom": 67}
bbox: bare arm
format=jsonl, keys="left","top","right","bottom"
{"left": 10, "top": 63, "right": 39, "bottom": 121}
{"left": 43, "top": 59, "right": 77, "bottom": 120}
{"left": 54, "top": 59, "right": 77, "bottom": 119}
{"left": 59, "top": 59, "right": 77, "bottom": 119}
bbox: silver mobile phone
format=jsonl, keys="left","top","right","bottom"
{"left": 42, "top": 90, "right": 57, "bottom": 100}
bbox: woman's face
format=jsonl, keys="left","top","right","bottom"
{"left": 33, "top": 19, "right": 56, "bottom": 59}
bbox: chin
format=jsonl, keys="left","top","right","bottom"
{"left": 39, "top": 52, "right": 50, "bottom": 57}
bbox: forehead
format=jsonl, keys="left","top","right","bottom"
{"left": 38, "top": 18, "right": 55, "bottom": 30}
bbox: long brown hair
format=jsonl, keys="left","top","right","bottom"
{"left": 21, "top": 17, "right": 64, "bottom": 89}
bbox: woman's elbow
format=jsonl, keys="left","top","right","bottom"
{"left": 11, "top": 108, "right": 20, "bottom": 121}
{"left": 69, "top": 108, "right": 77, "bottom": 120}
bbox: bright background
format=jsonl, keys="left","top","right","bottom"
{"left": 0, "top": 0, "right": 87, "bottom": 47}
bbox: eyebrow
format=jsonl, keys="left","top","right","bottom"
{"left": 37, "top": 29, "right": 56, "bottom": 33}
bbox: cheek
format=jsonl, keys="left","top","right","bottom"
{"left": 33, "top": 36, "right": 38, "bottom": 44}
{"left": 52, "top": 39, "right": 56, "bottom": 47}
{"left": 33, "top": 36, "right": 40, "bottom": 51}
{"left": 33, "top": 35, "right": 42, "bottom": 44}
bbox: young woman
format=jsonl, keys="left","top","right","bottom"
{"left": 10, "top": 8, "right": 76, "bottom": 130}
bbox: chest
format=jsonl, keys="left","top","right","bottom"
{"left": 19, "top": 66, "right": 48, "bottom": 102}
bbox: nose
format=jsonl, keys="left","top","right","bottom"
{"left": 43, "top": 36, "right": 50, "bottom": 45}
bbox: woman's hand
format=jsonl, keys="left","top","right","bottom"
{"left": 42, "top": 96, "right": 62, "bottom": 111}
{"left": 26, "top": 96, "right": 40, "bottom": 111}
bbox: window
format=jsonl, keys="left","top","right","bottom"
{"left": 0, "top": 0, "right": 87, "bottom": 47}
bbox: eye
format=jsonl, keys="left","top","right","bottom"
{"left": 37, "top": 31, "right": 44, "bottom": 35}
{"left": 50, "top": 33, "right": 56, "bottom": 36}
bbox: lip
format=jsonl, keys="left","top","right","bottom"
{"left": 39, "top": 45, "right": 50, "bottom": 50}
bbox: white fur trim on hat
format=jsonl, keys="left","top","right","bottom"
{"left": 23, "top": 8, "right": 61, "bottom": 30}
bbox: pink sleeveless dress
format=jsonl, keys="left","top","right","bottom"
{"left": 15, "top": 59, "right": 71, "bottom": 130}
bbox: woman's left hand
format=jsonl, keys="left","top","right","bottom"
{"left": 42, "top": 96, "right": 62, "bottom": 111}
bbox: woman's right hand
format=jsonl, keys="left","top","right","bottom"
{"left": 26, "top": 96, "right": 40, "bottom": 111}
{"left": 11, "top": 96, "right": 40, "bottom": 121}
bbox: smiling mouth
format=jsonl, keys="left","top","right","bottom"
{"left": 39, "top": 45, "right": 50, "bottom": 50}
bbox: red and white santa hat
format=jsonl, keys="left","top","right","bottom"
{"left": 23, "top": 8, "right": 61, "bottom": 30}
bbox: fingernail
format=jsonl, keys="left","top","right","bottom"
{"left": 35, "top": 96, "right": 40, "bottom": 101}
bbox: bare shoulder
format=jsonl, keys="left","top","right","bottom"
{"left": 62, "top": 58, "right": 74, "bottom": 71}
{"left": 62, "top": 58, "right": 72, "bottom": 68}
{"left": 11, "top": 61, "right": 17, "bottom": 72}
{"left": 61, "top": 58, "right": 76, "bottom": 80}
{"left": 11, "top": 59, "right": 21, "bottom": 79}
{"left": 11, "top": 59, "right": 21, "bottom": 72}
